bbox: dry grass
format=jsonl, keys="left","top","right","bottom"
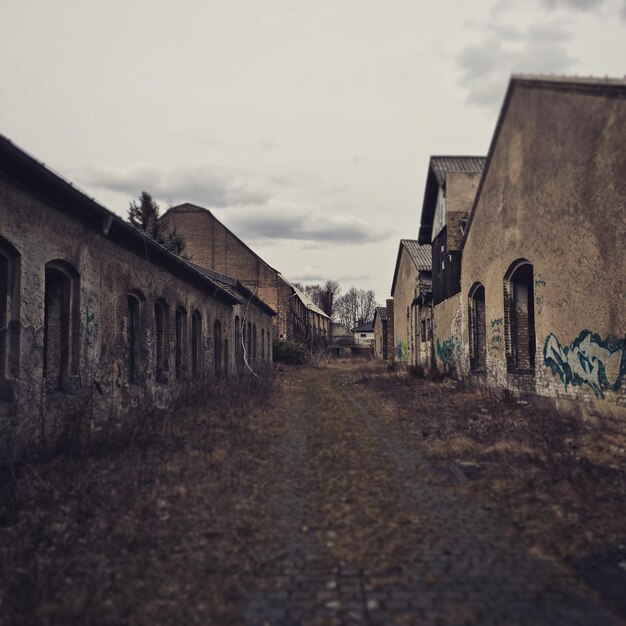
{"left": 0, "top": 369, "right": 282, "bottom": 626}
{"left": 351, "top": 362, "right": 626, "bottom": 561}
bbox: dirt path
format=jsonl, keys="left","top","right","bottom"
{"left": 242, "top": 363, "right": 621, "bottom": 625}
{"left": 2, "top": 362, "right": 623, "bottom": 626}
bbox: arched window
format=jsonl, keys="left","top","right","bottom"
{"left": 504, "top": 260, "right": 536, "bottom": 372}
{"left": 214, "top": 319, "right": 222, "bottom": 376}
{"left": 192, "top": 310, "right": 202, "bottom": 378}
{"left": 261, "top": 329, "right": 265, "bottom": 360}
{"left": 468, "top": 283, "right": 486, "bottom": 371}
{"left": 0, "top": 236, "right": 20, "bottom": 391}
{"left": 154, "top": 299, "right": 169, "bottom": 382}
{"left": 44, "top": 260, "right": 80, "bottom": 390}
{"left": 247, "top": 321, "right": 252, "bottom": 362}
{"left": 234, "top": 315, "right": 242, "bottom": 371}
{"left": 127, "top": 290, "right": 145, "bottom": 384}
{"left": 252, "top": 324, "right": 257, "bottom": 363}
{"left": 175, "top": 306, "right": 188, "bottom": 379}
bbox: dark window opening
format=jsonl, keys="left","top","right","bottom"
{"left": 235, "top": 315, "right": 242, "bottom": 371}
{"left": 504, "top": 261, "right": 536, "bottom": 372}
{"left": 468, "top": 283, "right": 487, "bottom": 371}
{"left": 175, "top": 306, "right": 188, "bottom": 379}
{"left": 252, "top": 324, "right": 257, "bottom": 363}
{"left": 0, "top": 238, "right": 20, "bottom": 391}
{"left": 154, "top": 299, "right": 169, "bottom": 382}
{"left": 214, "top": 319, "right": 222, "bottom": 377}
{"left": 128, "top": 295, "right": 141, "bottom": 384}
{"left": 192, "top": 310, "right": 201, "bottom": 378}
{"left": 43, "top": 262, "right": 79, "bottom": 390}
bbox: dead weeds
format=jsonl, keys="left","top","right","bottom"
{"left": 350, "top": 362, "right": 626, "bottom": 562}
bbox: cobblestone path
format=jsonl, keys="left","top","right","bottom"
{"left": 243, "top": 365, "right": 621, "bottom": 626}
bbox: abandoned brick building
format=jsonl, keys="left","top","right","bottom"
{"left": 389, "top": 239, "right": 432, "bottom": 368}
{"left": 386, "top": 75, "right": 625, "bottom": 416}
{"left": 0, "top": 135, "right": 274, "bottom": 456}
{"left": 460, "top": 75, "right": 626, "bottom": 417}
{"left": 161, "top": 203, "right": 330, "bottom": 347}
{"left": 418, "top": 156, "right": 485, "bottom": 374}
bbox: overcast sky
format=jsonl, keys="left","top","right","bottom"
{"left": 2, "top": 0, "right": 625, "bottom": 303}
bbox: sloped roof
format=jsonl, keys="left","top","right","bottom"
{"left": 418, "top": 156, "right": 486, "bottom": 244}
{"left": 279, "top": 275, "right": 331, "bottom": 319}
{"left": 401, "top": 239, "right": 432, "bottom": 271}
{"left": 0, "top": 135, "right": 240, "bottom": 307}
{"left": 430, "top": 156, "right": 486, "bottom": 186}
{"left": 353, "top": 321, "right": 374, "bottom": 333}
{"left": 374, "top": 306, "right": 388, "bottom": 322}
{"left": 192, "top": 263, "right": 276, "bottom": 316}
{"left": 462, "top": 73, "right": 626, "bottom": 246}
{"left": 390, "top": 239, "right": 432, "bottom": 297}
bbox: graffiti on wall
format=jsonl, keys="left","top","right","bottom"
{"left": 395, "top": 337, "right": 408, "bottom": 362}
{"left": 490, "top": 318, "right": 503, "bottom": 350}
{"left": 544, "top": 331, "right": 626, "bottom": 399}
{"left": 436, "top": 338, "right": 457, "bottom": 366}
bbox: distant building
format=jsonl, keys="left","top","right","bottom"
{"left": 352, "top": 321, "right": 375, "bottom": 347}
{"left": 373, "top": 306, "right": 389, "bottom": 360}
{"left": 161, "top": 203, "right": 329, "bottom": 347}
{"left": 418, "top": 156, "right": 485, "bottom": 374}
{"left": 390, "top": 239, "right": 432, "bottom": 368}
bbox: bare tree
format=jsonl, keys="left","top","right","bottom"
{"left": 335, "top": 287, "right": 377, "bottom": 329}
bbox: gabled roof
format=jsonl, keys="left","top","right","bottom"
{"left": 191, "top": 263, "right": 276, "bottom": 316}
{"left": 373, "top": 306, "right": 388, "bottom": 322}
{"left": 353, "top": 321, "right": 374, "bottom": 333}
{"left": 279, "top": 275, "right": 331, "bottom": 320}
{"left": 390, "top": 239, "right": 432, "bottom": 297}
{"left": 418, "top": 156, "right": 486, "bottom": 244}
{"left": 462, "top": 73, "right": 626, "bottom": 246}
{"left": 0, "top": 135, "right": 239, "bottom": 307}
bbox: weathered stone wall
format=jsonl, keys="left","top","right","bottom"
{"left": 0, "top": 176, "right": 273, "bottom": 458}
{"left": 461, "top": 79, "right": 626, "bottom": 417}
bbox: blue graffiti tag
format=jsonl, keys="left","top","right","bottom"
{"left": 436, "top": 338, "right": 456, "bottom": 366}
{"left": 544, "top": 331, "right": 626, "bottom": 398}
